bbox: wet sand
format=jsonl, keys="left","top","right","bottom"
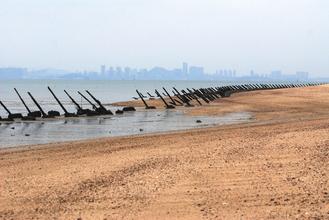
{"left": 0, "top": 110, "right": 252, "bottom": 148}
{"left": 1, "top": 85, "right": 329, "bottom": 219}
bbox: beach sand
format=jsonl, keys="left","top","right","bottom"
{"left": 1, "top": 85, "right": 329, "bottom": 219}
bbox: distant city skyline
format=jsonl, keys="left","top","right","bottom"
{"left": 1, "top": 1, "right": 328, "bottom": 76}
{"left": 0, "top": 62, "right": 321, "bottom": 82}
{"left": 0, "top": 62, "right": 327, "bottom": 79}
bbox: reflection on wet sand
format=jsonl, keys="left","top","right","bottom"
{"left": 0, "top": 109, "right": 251, "bottom": 148}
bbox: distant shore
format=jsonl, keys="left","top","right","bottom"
{"left": 1, "top": 85, "right": 329, "bottom": 219}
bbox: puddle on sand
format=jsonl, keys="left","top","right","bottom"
{"left": 0, "top": 110, "right": 252, "bottom": 148}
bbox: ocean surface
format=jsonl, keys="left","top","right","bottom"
{"left": 0, "top": 80, "right": 253, "bottom": 148}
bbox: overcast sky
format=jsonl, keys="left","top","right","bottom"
{"left": 0, "top": 0, "right": 328, "bottom": 76}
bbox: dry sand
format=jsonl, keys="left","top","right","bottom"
{"left": 1, "top": 86, "right": 329, "bottom": 220}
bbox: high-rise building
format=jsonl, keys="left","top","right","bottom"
{"left": 228, "top": 70, "right": 233, "bottom": 77}
{"left": 124, "top": 67, "right": 131, "bottom": 78}
{"left": 116, "top": 67, "right": 122, "bottom": 74}
{"left": 100, "top": 65, "right": 106, "bottom": 75}
{"left": 108, "top": 66, "right": 114, "bottom": 74}
{"left": 270, "top": 70, "right": 282, "bottom": 79}
{"left": 296, "top": 71, "right": 309, "bottom": 80}
{"left": 189, "top": 66, "right": 204, "bottom": 79}
{"left": 182, "top": 62, "right": 188, "bottom": 74}
{"left": 223, "top": 69, "right": 228, "bottom": 77}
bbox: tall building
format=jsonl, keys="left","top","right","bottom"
{"left": 223, "top": 69, "right": 228, "bottom": 77}
{"left": 189, "top": 66, "right": 204, "bottom": 79}
{"left": 270, "top": 70, "right": 282, "bottom": 79}
{"left": 296, "top": 71, "right": 309, "bottom": 80}
{"left": 100, "top": 65, "right": 106, "bottom": 75}
{"left": 182, "top": 62, "right": 188, "bottom": 74}
{"left": 124, "top": 67, "right": 131, "bottom": 78}
{"left": 228, "top": 70, "right": 233, "bottom": 77}
{"left": 116, "top": 67, "right": 122, "bottom": 74}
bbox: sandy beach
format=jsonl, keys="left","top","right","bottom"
{"left": 1, "top": 85, "right": 329, "bottom": 219}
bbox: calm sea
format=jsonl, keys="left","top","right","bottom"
{"left": 0, "top": 80, "right": 255, "bottom": 148}
{"left": 0, "top": 80, "right": 240, "bottom": 116}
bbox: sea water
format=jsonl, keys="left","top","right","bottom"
{"left": 0, "top": 80, "right": 252, "bottom": 148}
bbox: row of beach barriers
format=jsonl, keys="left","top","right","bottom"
{"left": 0, "top": 87, "right": 136, "bottom": 122}
{"left": 0, "top": 83, "right": 324, "bottom": 122}
{"left": 134, "top": 82, "right": 325, "bottom": 109}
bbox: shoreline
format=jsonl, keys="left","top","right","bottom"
{"left": 0, "top": 108, "right": 253, "bottom": 150}
{"left": 1, "top": 85, "right": 329, "bottom": 219}
{"left": 0, "top": 111, "right": 255, "bottom": 153}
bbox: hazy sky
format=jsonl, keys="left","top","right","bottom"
{"left": 1, "top": 0, "right": 328, "bottom": 75}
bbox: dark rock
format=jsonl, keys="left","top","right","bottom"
{"left": 115, "top": 109, "right": 124, "bottom": 114}
{"left": 122, "top": 106, "right": 136, "bottom": 112}
{"left": 9, "top": 113, "right": 23, "bottom": 119}
{"left": 28, "top": 111, "right": 42, "bottom": 117}
{"left": 48, "top": 110, "right": 60, "bottom": 117}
